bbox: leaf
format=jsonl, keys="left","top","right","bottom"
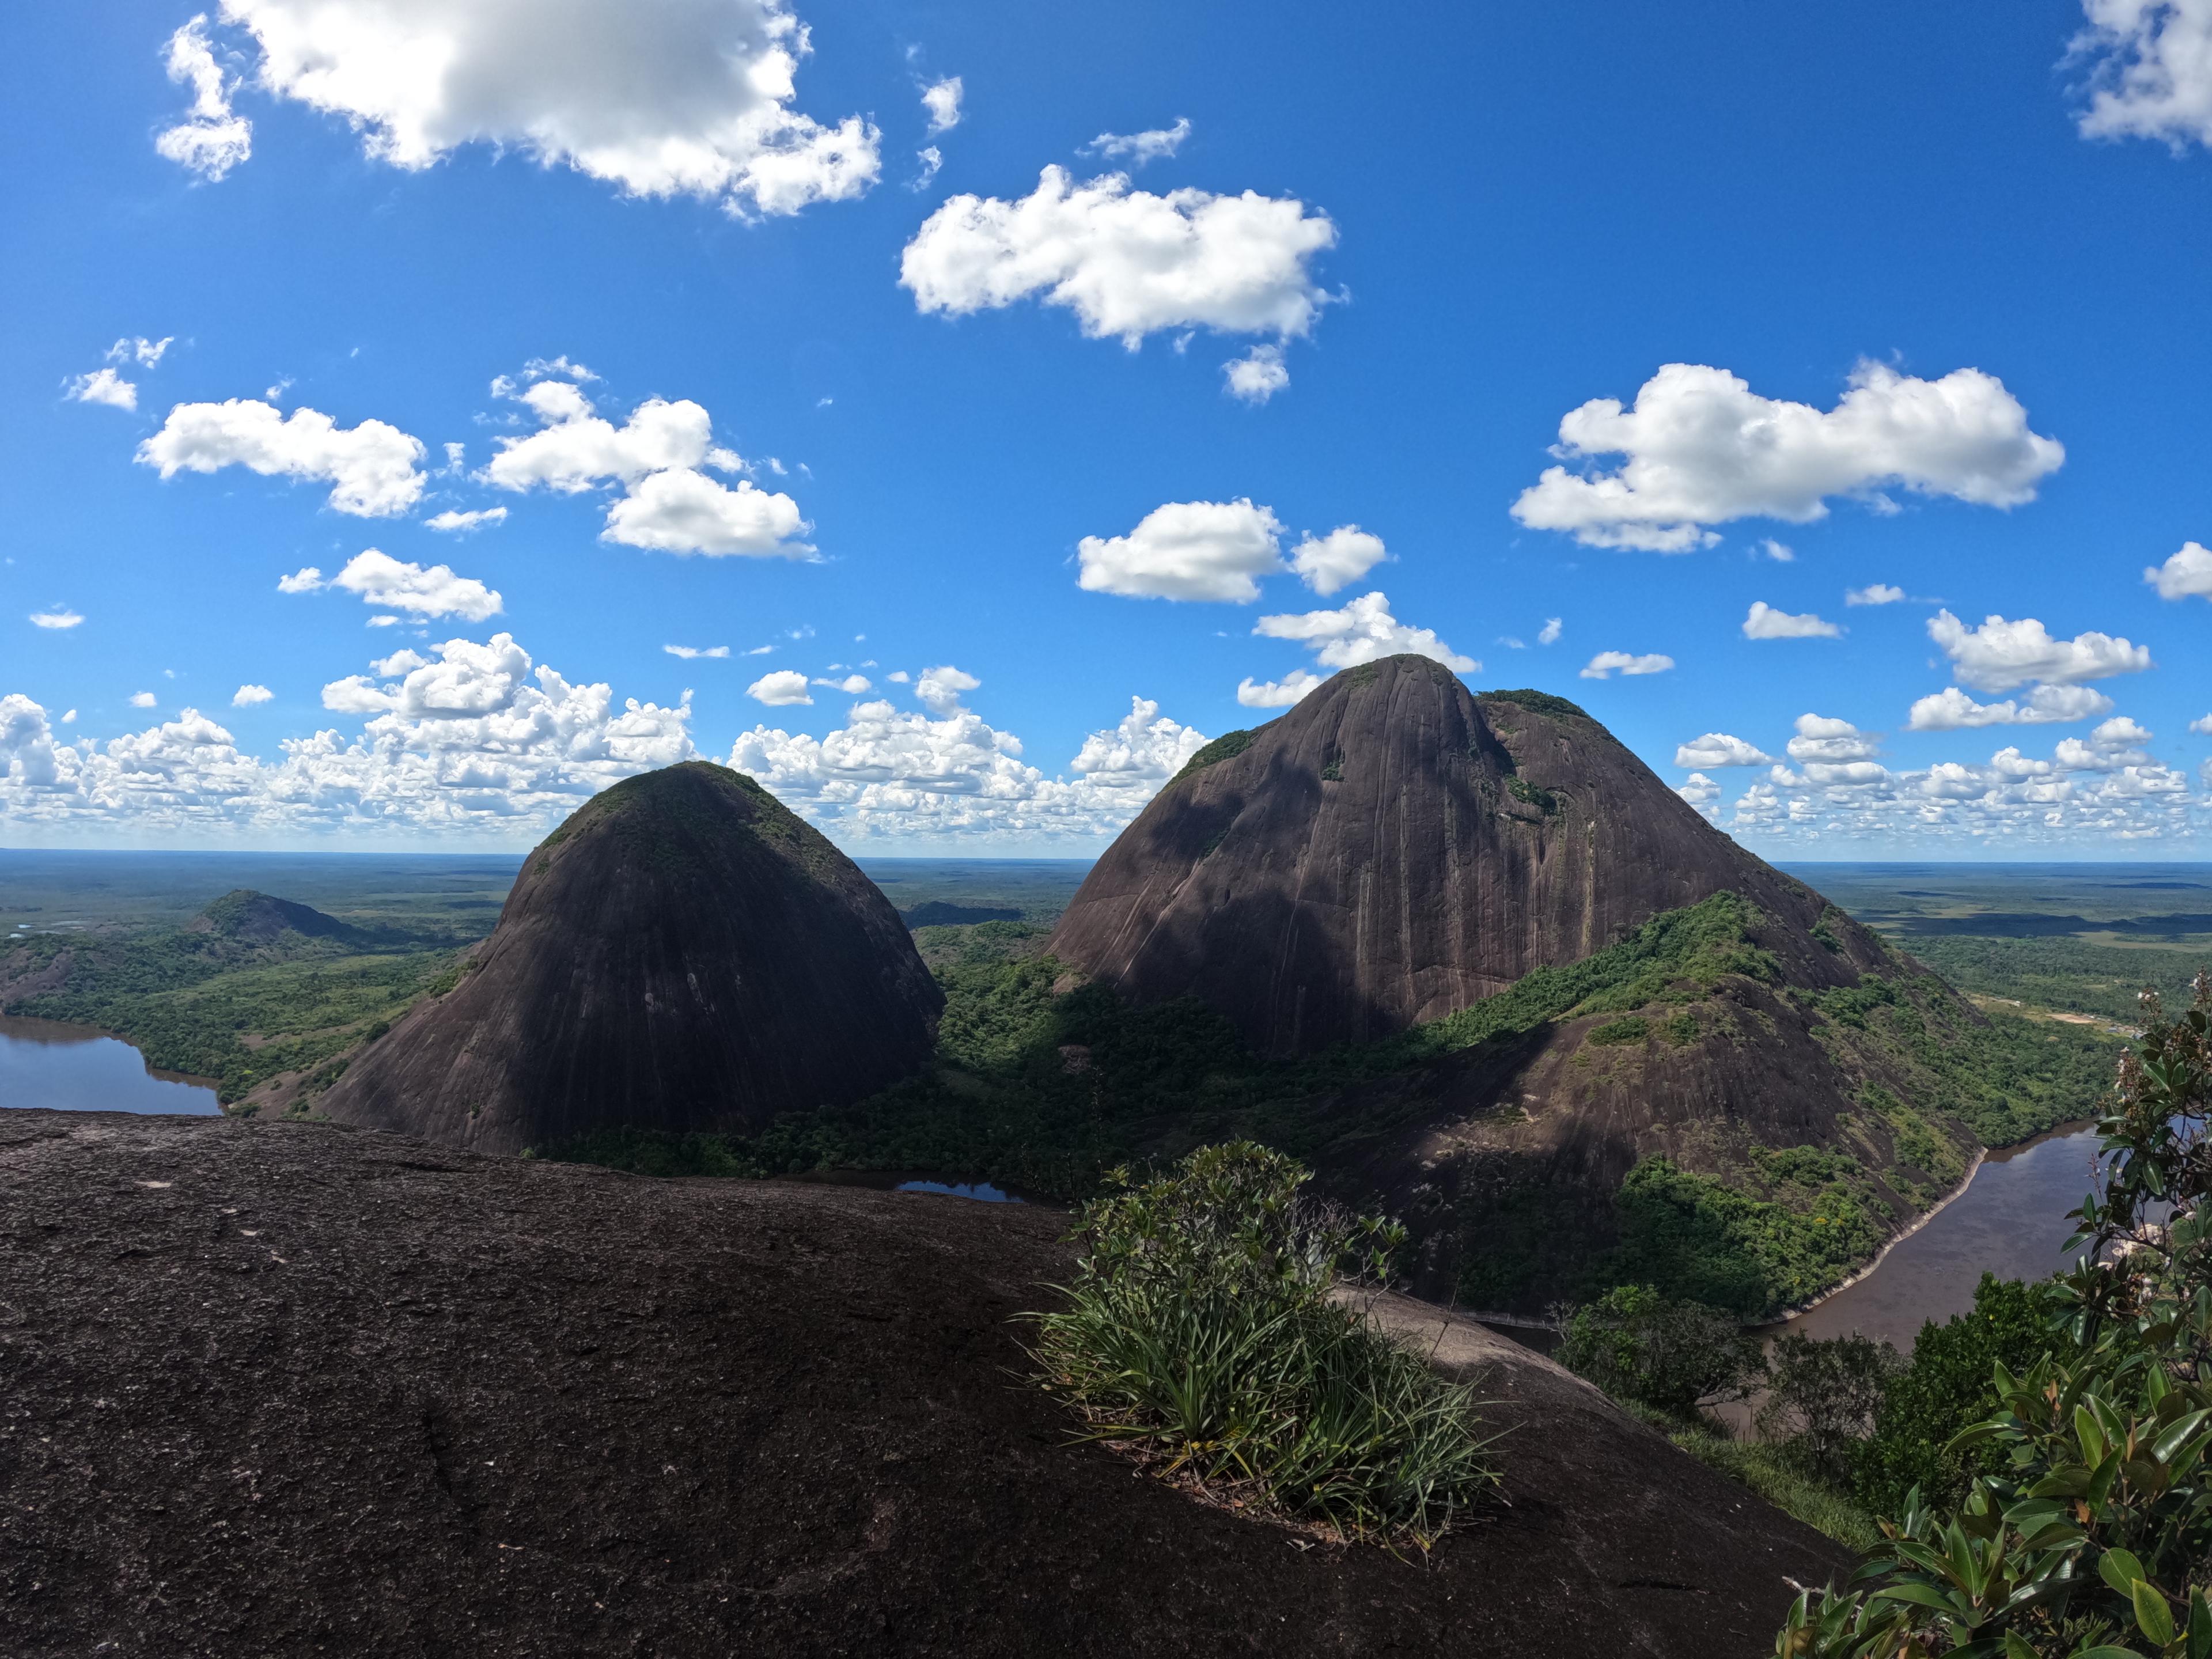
{"left": 2135, "top": 1578, "right": 2178, "bottom": 1647}
{"left": 2101, "top": 1549, "right": 2150, "bottom": 1596}
{"left": 2192, "top": 1586, "right": 2212, "bottom": 1659}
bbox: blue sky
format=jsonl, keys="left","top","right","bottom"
{"left": 5, "top": 0, "right": 2211, "bottom": 855}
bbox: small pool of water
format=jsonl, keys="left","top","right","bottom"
{"left": 779, "top": 1168, "right": 1033, "bottom": 1204}
{"left": 0, "top": 1014, "right": 222, "bottom": 1115}
{"left": 894, "top": 1179, "right": 1023, "bottom": 1203}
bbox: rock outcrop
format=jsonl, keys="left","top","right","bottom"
{"left": 0, "top": 1109, "right": 1849, "bottom": 1658}
{"left": 1050, "top": 654, "right": 1884, "bottom": 1056}
{"left": 190, "top": 889, "right": 360, "bottom": 946}
{"left": 320, "top": 762, "right": 940, "bottom": 1154}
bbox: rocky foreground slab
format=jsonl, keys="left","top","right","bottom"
{"left": 0, "top": 1112, "right": 1847, "bottom": 1657}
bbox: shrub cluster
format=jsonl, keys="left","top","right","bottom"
{"left": 1022, "top": 1142, "right": 1498, "bottom": 1551}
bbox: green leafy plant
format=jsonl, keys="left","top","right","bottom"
{"left": 1758, "top": 1332, "right": 1903, "bottom": 1486}
{"left": 1021, "top": 1142, "right": 1498, "bottom": 1551}
{"left": 1556, "top": 1284, "right": 1765, "bottom": 1418}
{"left": 1777, "top": 974, "right": 2212, "bottom": 1657}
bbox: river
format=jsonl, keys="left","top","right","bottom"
{"left": 0, "top": 1014, "right": 222, "bottom": 1115}
{"left": 1767, "top": 1119, "right": 2102, "bottom": 1351}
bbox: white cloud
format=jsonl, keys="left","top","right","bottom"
{"left": 156, "top": 15, "right": 252, "bottom": 181}
{"left": 190, "top": 0, "right": 880, "bottom": 215}
{"left": 2074, "top": 0, "right": 2212, "bottom": 149}
{"left": 664, "top": 644, "right": 731, "bottom": 660}
{"left": 1579, "top": 651, "right": 1673, "bottom": 679}
{"left": 921, "top": 76, "right": 963, "bottom": 134}
{"left": 814, "top": 674, "right": 872, "bottom": 694}
{"left": 900, "top": 165, "right": 1336, "bottom": 349}
{"left": 1677, "top": 772, "right": 1722, "bottom": 817}
{"left": 67, "top": 368, "right": 138, "bottom": 412}
{"left": 914, "top": 665, "right": 982, "bottom": 714}
{"left": 1927, "top": 609, "right": 2153, "bottom": 692}
{"left": 483, "top": 381, "right": 810, "bottom": 558}
{"left": 308, "top": 550, "right": 505, "bottom": 621}
{"left": 1907, "top": 683, "right": 2115, "bottom": 730}
{"left": 108, "top": 337, "right": 173, "bottom": 368}
{"left": 232, "top": 684, "right": 274, "bottom": 706}
{"left": 1758, "top": 538, "right": 1796, "bottom": 562}
{"left": 2146, "top": 540, "right": 2212, "bottom": 600}
{"left": 424, "top": 506, "right": 508, "bottom": 533}
{"left": 913, "top": 146, "right": 942, "bottom": 190}
{"left": 1510, "top": 361, "right": 2065, "bottom": 551}
{"left": 130, "top": 692, "right": 157, "bottom": 709}
{"left": 731, "top": 676, "right": 1207, "bottom": 843}
{"left": 1223, "top": 344, "right": 1290, "bottom": 403}
{"left": 1288, "top": 525, "right": 1388, "bottom": 595}
{"left": 2054, "top": 717, "right": 2157, "bottom": 773}
{"left": 1743, "top": 601, "right": 1842, "bottom": 640}
{"left": 1236, "top": 671, "right": 1325, "bottom": 708}
{"left": 138, "top": 398, "right": 427, "bottom": 517}
{"left": 1080, "top": 118, "right": 1191, "bottom": 165}
{"left": 1675, "top": 732, "right": 1772, "bottom": 768}
{"left": 29, "top": 609, "right": 84, "bottom": 631}
{"left": 747, "top": 670, "right": 813, "bottom": 706}
{"left": 603, "top": 467, "right": 812, "bottom": 558}
{"left": 1847, "top": 583, "right": 1906, "bottom": 606}
{"left": 1787, "top": 714, "right": 1882, "bottom": 763}
{"left": 1254, "top": 590, "right": 1476, "bottom": 675}
{"left": 1537, "top": 616, "right": 1562, "bottom": 646}
{"left": 1077, "top": 498, "right": 1285, "bottom": 601}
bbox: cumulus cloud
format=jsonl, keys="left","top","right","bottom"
{"left": 1223, "top": 344, "right": 1290, "bottom": 404}
{"left": 1758, "top": 539, "right": 1796, "bottom": 562}
{"left": 67, "top": 368, "right": 138, "bottom": 411}
{"left": 1288, "top": 525, "right": 1388, "bottom": 595}
{"left": 1847, "top": 583, "right": 1906, "bottom": 606}
{"left": 1080, "top": 118, "right": 1191, "bottom": 165}
{"left": 730, "top": 675, "right": 1207, "bottom": 843}
{"left": 109, "top": 337, "right": 173, "bottom": 369}
{"left": 29, "top": 609, "right": 84, "bottom": 631}
{"left": 1907, "top": 683, "right": 2115, "bottom": 730}
{"left": 482, "top": 380, "right": 810, "bottom": 558}
{"left": 181, "top": 0, "right": 879, "bottom": 215}
{"left": 1236, "top": 671, "right": 1325, "bottom": 708}
{"left": 1077, "top": 498, "right": 1285, "bottom": 601}
{"left": 2074, "top": 0, "right": 2212, "bottom": 148}
{"left": 2146, "top": 540, "right": 2212, "bottom": 600}
{"left": 921, "top": 76, "right": 963, "bottom": 134}
{"left": 1927, "top": 609, "right": 2152, "bottom": 692}
{"left": 664, "top": 644, "right": 731, "bottom": 660}
{"left": 1677, "top": 772, "right": 1722, "bottom": 817}
{"left": 747, "top": 670, "right": 813, "bottom": 706}
{"left": 1786, "top": 713, "right": 1883, "bottom": 764}
{"left": 156, "top": 15, "right": 252, "bottom": 181}
{"left": 1743, "top": 601, "right": 1842, "bottom": 640}
{"left": 1579, "top": 651, "right": 1673, "bottom": 679}
{"left": 1675, "top": 732, "right": 1773, "bottom": 768}
{"left": 914, "top": 665, "right": 982, "bottom": 714}
{"left": 130, "top": 692, "right": 158, "bottom": 709}
{"left": 1538, "top": 617, "right": 1563, "bottom": 646}
{"left": 1254, "top": 590, "right": 1476, "bottom": 673}
{"left": 424, "top": 507, "right": 507, "bottom": 533}
{"left": 311, "top": 550, "right": 505, "bottom": 621}
{"left": 1509, "top": 361, "right": 2065, "bottom": 552}
{"left": 900, "top": 166, "right": 1337, "bottom": 357}
{"left": 913, "top": 145, "right": 942, "bottom": 189}
{"left": 232, "top": 684, "right": 274, "bottom": 706}
{"left": 137, "top": 398, "right": 427, "bottom": 517}
{"left": 814, "top": 674, "right": 872, "bottom": 695}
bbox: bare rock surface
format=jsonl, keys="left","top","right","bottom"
{"left": 319, "top": 762, "right": 941, "bottom": 1154}
{"left": 1050, "top": 656, "right": 1883, "bottom": 1056}
{"left": 0, "top": 1112, "right": 1848, "bottom": 1658}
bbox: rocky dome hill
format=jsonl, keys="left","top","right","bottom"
{"left": 1047, "top": 656, "right": 2062, "bottom": 1313}
{"left": 1, "top": 1109, "right": 1846, "bottom": 1658}
{"left": 189, "top": 888, "right": 364, "bottom": 948}
{"left": 319, "top": 762, "right": 941, "bottom": 1156}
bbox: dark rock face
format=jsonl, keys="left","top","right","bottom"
{"left": 320, "top": 762, "right": 941, "bottom": 1154}
{"left": 1051, "top": 655, "right": 1872, "bottom": 1056}
{"left": 0, "top": 1111, "right": 1848, "bottom": 1658}
{"left": 190, "top": 889, "right": 358, "bottom": 946}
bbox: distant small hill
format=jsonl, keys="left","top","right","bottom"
{"left": 902, "top": 901, "right": 1024, "bottom": 927}
{"left": 191, "top": 889, "right": 361, "bottom": 947}
{"left": 319, "top": 762, "right": 944, "bottom": 1155}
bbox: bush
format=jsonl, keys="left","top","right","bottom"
{"left": 1851, "top": 1273, "right": 2047, "bottom": 1515}
{"left": 1755, "top": 1331, "right": 1902, "bottom": 1485}
{"left": 1022, "top": 1142, "right": 1498, "bottom": 1551}
{"left": 1556, "top": 1284, "right": 1764, "bottom": 1418}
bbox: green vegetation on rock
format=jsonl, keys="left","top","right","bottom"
{"left": 1169, "top": 728, "right": 1254, "bottom": 783}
